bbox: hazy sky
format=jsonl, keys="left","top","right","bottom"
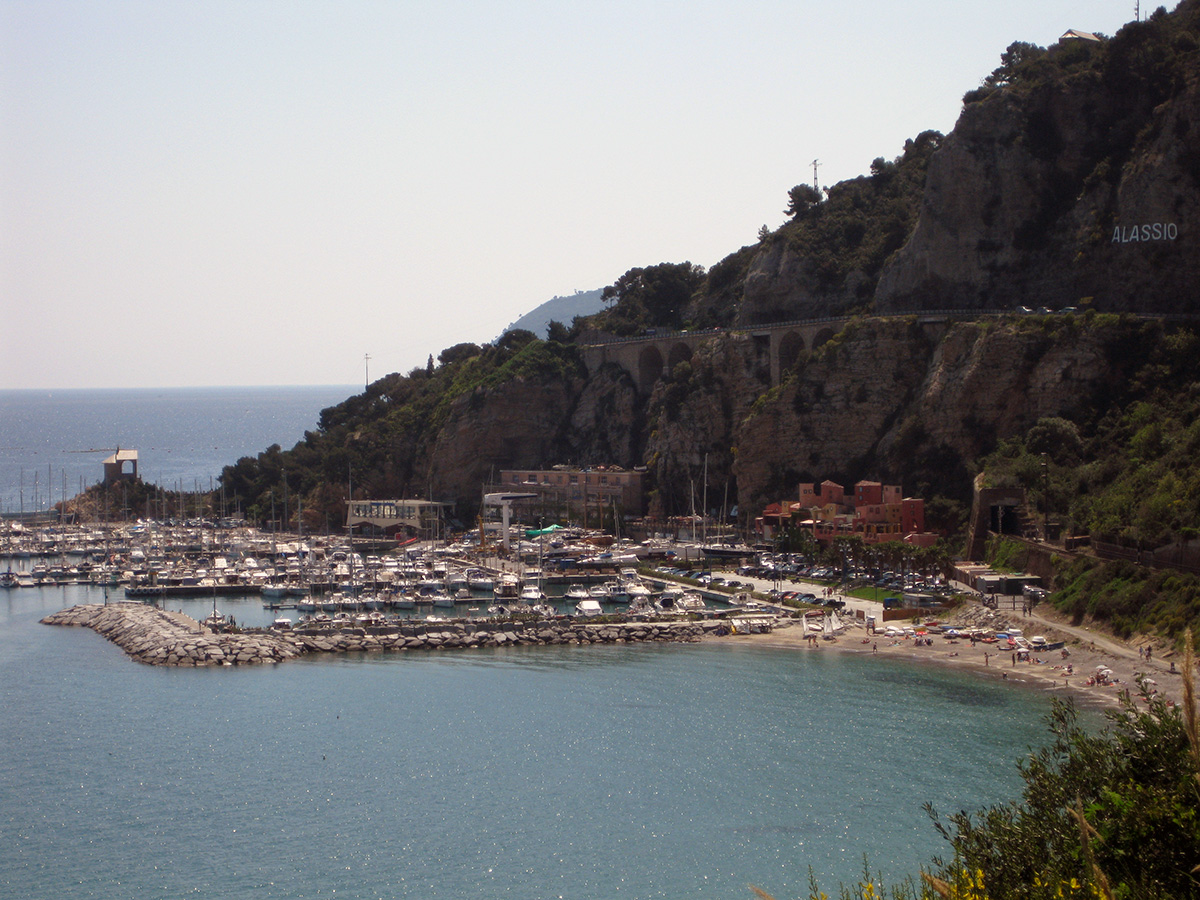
{"left": 2, "top": 1, "right": 1139, "bottom": 390}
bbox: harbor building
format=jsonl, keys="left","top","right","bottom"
{"left": 345, "top": 499, "right": 449, "bottom": 539}
{"left": 490, "top": 466, "right": 646, "bottom": 526}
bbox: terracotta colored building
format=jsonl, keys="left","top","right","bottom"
{"left": 760, "top": 479, "right": 932, "bottom": 546}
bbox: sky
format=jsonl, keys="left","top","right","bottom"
{"left": 1, "top": 1, "right": 1142, "bottom": 390}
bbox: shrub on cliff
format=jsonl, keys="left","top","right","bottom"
{"left": 923, "top": 682, "right": 1200, "bottom": 900}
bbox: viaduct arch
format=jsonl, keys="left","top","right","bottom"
{"left": 580, "top": 313, "right": 962, "bottom": 395}
{"left": 583, "top": 316, "right": 868, "bottom": 394}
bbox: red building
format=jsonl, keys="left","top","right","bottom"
{"left": 759, "top": 479, "right": 933, "bottom": 547}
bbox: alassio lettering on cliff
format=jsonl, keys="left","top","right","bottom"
{"left": 1112, "top": 223, "right": 1178, "bottom": 243}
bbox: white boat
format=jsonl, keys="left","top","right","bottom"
{"left": 467, "top": 570, "right": 494, "bottom": 592}
{"left": 575, "top": 598, "right": 603, "bottom": 617}
{"left": 822, "top": 611, "right": 846, "bottom": 639}
{"left": 261, "top": 584, "right": 289, "bottom": 605}
{"left": 656, "top": 586, "right": 684, "bottom": 611}
{"left": 626, "top": 581, "right": 653, "bottom": 602}
{"left": 565, "top": 584, "right": 590, "bottom": 600}
{"left": 493, "top": 573, "right": 521, "bottom": 601}
{"left": 520, "top": 584, "right": 546, "bottom": 603}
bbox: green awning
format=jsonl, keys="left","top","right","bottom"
{"left": 524, "top": 524, "right": 564, "bottom": 537}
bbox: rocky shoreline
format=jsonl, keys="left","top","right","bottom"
{"left": 41, "top": 603, "right": 728, "bottom": 666}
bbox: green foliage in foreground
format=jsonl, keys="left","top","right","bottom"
{"left": 925, "top": 688, "right": 1200, "bottom": 900}
{"left": 756, "top": 676, "right": 1200, "bottom": 900}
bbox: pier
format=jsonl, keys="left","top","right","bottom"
{"left": 42, "top": 603, "right": 731, "bottom": 666}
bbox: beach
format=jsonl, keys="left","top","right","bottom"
{"left": 723, "top": 595, "right": 1191, "bottom": 711}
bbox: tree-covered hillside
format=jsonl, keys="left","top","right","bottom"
{"left": 219, "top": 330, "right": 584, "bottom": 528}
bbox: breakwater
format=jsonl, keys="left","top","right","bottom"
{"left": 41, "top": 603, "right": 731, "bottom": 666}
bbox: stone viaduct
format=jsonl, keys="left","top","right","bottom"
{"left": 579, "top": 313, "right": 963, "bottom": 394}
{"left": 578, "top": 318, "right": 845, "bottom": 394}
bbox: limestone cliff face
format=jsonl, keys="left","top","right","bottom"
{"left": 414, "top": 317, "right": 1152, "bottom": 525}
{"left": 729, "top": 319, "right": 938, "bottom": 506}
{"left": 730, "top": 318, "right": 1130, "bottom": 512}
{"left": 426, "top": 377, "right": 581, "bottom": 500}
{"left": 887, "top": 321, "right": 1117, "bottom": 463}
{"left": 739, "top": 241, "right": 865, "bottom": 324}
{"left": 876, "top": 39, "right": 1200, "bottom": 313}
{"left": 640, "top": 335, "right": 770, "bottom": 517}
{"left": 566, "top": 364, "right": 642, "bottom": 465}
{"left": 731, "top": 11, "right": 1200, "bottom": 322}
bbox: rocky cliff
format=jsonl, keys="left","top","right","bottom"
{"left": 729, "top": 316, "right": 1133, "bottom": 512}
{"left": 412, "top": 314, "right": 1158, "bottom": 529}
{"left": 737, "top": 6, "right": 1200, "bottom": 321}
{"left": 875, "top": 10, "right": 1200, "bottom": 314}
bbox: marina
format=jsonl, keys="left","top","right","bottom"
{"left": 0, "top": 519, "right": 752, "bottom": 630}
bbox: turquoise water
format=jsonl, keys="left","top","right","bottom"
{"left": 0, "top": 583, "right": 1066, "bottom": 900}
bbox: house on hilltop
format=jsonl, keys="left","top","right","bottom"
{"left": 102, "top": 448, "right": 138, "bottom": 486}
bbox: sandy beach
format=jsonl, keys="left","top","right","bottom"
{"left": 715, "top": 597, "right": 1193, "bottom": 711}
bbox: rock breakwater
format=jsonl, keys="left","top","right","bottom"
{"left": 42, "top": 603, "right": 728, "bottom": 667}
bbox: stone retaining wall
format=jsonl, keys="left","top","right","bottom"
{"left": 41, "top": 603, "right": 727, "bottom": 667}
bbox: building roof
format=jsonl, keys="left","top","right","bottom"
{"left": 103, "top": 449, "right": 138, "bottom": 464}
{"left": 1061, "top": 29, "right": 1101, "bottom": 42}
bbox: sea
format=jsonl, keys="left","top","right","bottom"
{"left": 0, "top": 387, "right": 1078, "bottom": 899}
{"left": 0, "top": 386, "right": 357, "bottom": 515}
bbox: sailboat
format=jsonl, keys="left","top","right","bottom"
{"left": 821, "top": 610, "right": 846, "bottom": 640}
{"left": 203, "top": 588, "right": 228, "bottom": 631}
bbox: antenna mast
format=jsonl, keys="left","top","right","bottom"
{"left": 364, "top": 353, "right": 371, "bottom": 390}
{"left": 812, "top": 159, "right": 821, "bottom": 193}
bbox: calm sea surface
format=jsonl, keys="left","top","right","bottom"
{"left": 1, "top": 387, "right": 1076, "bottom": 898}
{"left": 0, "top": 583, "right": 1073, "bottom": 900}
{"left": 0, "top": 386, "right": 356, "bottom": 514}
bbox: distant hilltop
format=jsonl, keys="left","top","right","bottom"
{"left": 501, "top": 289, "right": 605, "bottom": 339}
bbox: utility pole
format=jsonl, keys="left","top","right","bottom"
{"left": 1041, "top": 453, "right": 1049, "bottom": 541}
